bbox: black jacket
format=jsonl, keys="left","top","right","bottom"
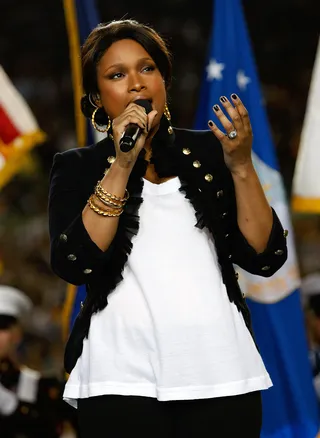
{"left": 48, "top": 128, "right": 288, "bottom": 374}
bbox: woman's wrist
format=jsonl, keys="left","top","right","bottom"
{"left": 99, "top": 159, "right": 131, "bottom": 199}
{"left": 230, "top": 160, "right": 255, "bottom": 181}
{"left": 109, "top": 159, "right": 133, "bottom": 177}
{"left": 113, "top": 156, "right": 136, "bottom": 171}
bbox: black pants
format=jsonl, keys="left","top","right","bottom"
{"left": 77, "top": 391, "right": 262, "bottom": 437}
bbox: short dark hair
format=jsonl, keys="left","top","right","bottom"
{"left": 80, "top": 19, "right": 172, "bottom": 123}
{"left": 0, "top": 315, "right": 17, "bottom": 330}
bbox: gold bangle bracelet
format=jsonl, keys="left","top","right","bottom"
{"left": 91, "top": 193, "right": 123, "bottom": 211}
{"left": 95, "top": 195, "right": 123, "bottom": 209}
{"left": 87, "top": 195, "right": 123, "bottom": 217}
{"left": 96, "top": 181, "right": 129, "bottom": 202}
{"left": 95, "top": 186, "right": 125, "bottom": 208}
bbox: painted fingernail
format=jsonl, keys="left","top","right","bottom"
{"left": 220, "top": 96, "right": 227, "bottom": 103}
{"left": 208, "top": 120, "right": 214, "bottom": 127}
{"left": 231, "top": 94, "right": 238, "bottom": 99}
{"left": 213, "top": 105, "right": 219, "bottom": 112}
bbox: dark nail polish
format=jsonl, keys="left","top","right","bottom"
{"left": 220, "top": 96, "right": 227, "bottom": 103}
{"left": 231, "top": 94, "right": 237, "bottom": 100}
{"left": 208, "top": 121, "right": 214, "bottom": 127}
{"left": 213, "top": 105, "right": 219, "bottom": 112}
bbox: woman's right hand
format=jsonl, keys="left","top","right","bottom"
{"left": 112, "top": 102, "right": 158, "bottom": 169}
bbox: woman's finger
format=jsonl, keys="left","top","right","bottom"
{"left": 147, "top": 110, "right": 158, "bottom": 132}
{"left": 219, "top": 96, "right": 244, "bottom": 132}
{"left": 125, "top": 102, "right": 149, "bottom": 119}
{"left": 115, "top": 108, "right": 148, "bottom": 129}
{"left": 120, "top": 108, "right": 148, "bottom": 127}
{"left": 113, "top": 114, "right": 147, "bottom": 134}
{"left": 207, "top": 120, "right": 226, "bottom": 142}
{"left": 230, "top": 94, "right": 252, "bottom": 135}
{"left": 212, "top": 104, "right": 235, "bottom": 135}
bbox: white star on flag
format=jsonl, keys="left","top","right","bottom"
{"left": 206, "top": 59, "right": 225, "bottom": 81}
{"left": 237, "top": 70, "right": 251, "bottom": 90}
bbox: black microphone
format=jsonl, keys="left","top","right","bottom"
{"left": 119, "top": 99, "right": 153, "bottom": 152}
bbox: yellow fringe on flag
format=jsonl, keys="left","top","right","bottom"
{"left": 0, "top": 130, "right": 46, "bottom": 190}
{"left": 291, "top": 196, "right": 320, "bottom": 214}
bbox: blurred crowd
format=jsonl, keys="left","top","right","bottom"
{"left": 0, "top": 0, "right": 319, "bottom": 428}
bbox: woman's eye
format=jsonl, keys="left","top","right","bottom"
{"left": 110, "top": 72, "right": 123, "bottom": 79}
{"left": 143, "top": 65, "right": 155, "bottom": 72}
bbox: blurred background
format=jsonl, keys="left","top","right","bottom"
{"left": 0, "top": 0, "right": 319, "bottom": 377}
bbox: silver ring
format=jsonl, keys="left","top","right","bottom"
{"left": 227, "top": 129, "right": 237, "bottom": 139}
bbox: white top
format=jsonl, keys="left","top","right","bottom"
{"left": 64, "top": 177, "right": 272, "bottom": 408}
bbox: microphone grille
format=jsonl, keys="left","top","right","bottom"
{"left": 134, "top": 99, "right": 152, "bottom": 114}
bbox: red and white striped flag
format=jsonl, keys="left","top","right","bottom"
{"left": 0, "top": 65, "right": 46, "bottom": 189}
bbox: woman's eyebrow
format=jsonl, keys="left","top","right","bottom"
{"left": 103, "top": 57, "right": 154, "bottom": 74}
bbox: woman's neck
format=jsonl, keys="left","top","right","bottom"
{"left": 142, "top": 123, "right": 174, "bottom": 184}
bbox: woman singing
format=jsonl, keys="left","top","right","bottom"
{"left": 49, "top": 19, "right": 288, "bottom": 438}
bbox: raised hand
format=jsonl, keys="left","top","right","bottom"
{"left": 112, "top": 102, "right": 158, "bottom": 169}
{"left": 208, "top": 94, "right": 253, "bottom": 174}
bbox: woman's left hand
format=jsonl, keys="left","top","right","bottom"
{"left": 208, "top": 94, "right": 253, "bottom": 174}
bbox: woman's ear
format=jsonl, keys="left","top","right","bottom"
{"left": 93, "top": 94, "right": 103, "bottom": 108}
{"left": 89, "top": 93, "right": 102, "bottom": 108}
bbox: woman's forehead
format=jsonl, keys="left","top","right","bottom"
{"left": 100, "top": 39, "right": 151, "bottom": 67}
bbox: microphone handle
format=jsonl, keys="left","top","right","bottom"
{"left": 119, "top": 124, "right": 141, "bottom": 153}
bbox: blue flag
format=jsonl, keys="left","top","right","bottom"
{"left": 75, "top": 0, "right": 100, "bottom": 45}
{"left": 195, "top": 0, "right": 319, "bottom": 436}
{"left": 62, "top": 0, "right": 101, "bottom": 336}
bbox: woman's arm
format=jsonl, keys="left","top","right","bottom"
{"left": 81, "top": 160, "right": 131, "bottom": 252}
{"left": 48, "top": 150, "right": 119, "bottom": 285}
{"left": 49, "top": 105, "right": 157, "bottom": 285}
{"left": 208, "top": 94, "right": 287, "bottom": 276}
{"left": 231, "top": 162, "right": 273, "bottom": 253}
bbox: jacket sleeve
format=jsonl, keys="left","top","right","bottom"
{"left": 48, "top": 151, "right": 114, "bottom": 285}
{"left": 206, "top": 134, "right": 288, "bottom": 278}
{"left": 229, "top": 206, "right": 288, "bottom": 277}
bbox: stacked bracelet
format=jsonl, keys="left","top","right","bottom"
{"left": 87, "top": 195, "right": 124, "bottom": 217}
{"left": 87, "top": 182, "right": 129, "bottom": 217}
{"left": 95, "top": 181, "right": 129, "bottom": 203}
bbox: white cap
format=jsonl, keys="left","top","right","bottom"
{"left": 301, "top": 273, "right": 320, "bottom": 298}
{"left": 0, "top": 285, "right": 32, "bottom": 319}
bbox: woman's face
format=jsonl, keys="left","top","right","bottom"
{"left": 96, "top": 39, "right": 166, "bottom": 128}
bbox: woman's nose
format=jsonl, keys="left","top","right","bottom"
{"left": 128, "top": 74, "right": 146, "bottom": 93}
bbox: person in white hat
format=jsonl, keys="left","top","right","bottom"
{"left": 0, "top": 285, "right": 80, "bottom": 437}
{"left": 0, "top": 285, "right": 32, "bottom": 361}
{"left": 0, "top": 285, "right": 42, "bottom": 435}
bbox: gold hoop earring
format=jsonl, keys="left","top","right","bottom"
{"left": 91, "top": 108, "right": 111, "bottom": 133}
{"left": 164, "top": 103, "right": 173, "bottom": 134}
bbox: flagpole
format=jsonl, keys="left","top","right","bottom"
{"left": 63, "top": 0, "right": 87, "bottom": 148}
{"left": 62, "top": 0, "right": 87, "bottom": 342}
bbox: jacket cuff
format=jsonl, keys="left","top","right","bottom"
{"left": 231, "top": 208, "right": 288, "bottom": 277}
{"left": 51, "top": 212, "right": 114, "bottom": 285}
